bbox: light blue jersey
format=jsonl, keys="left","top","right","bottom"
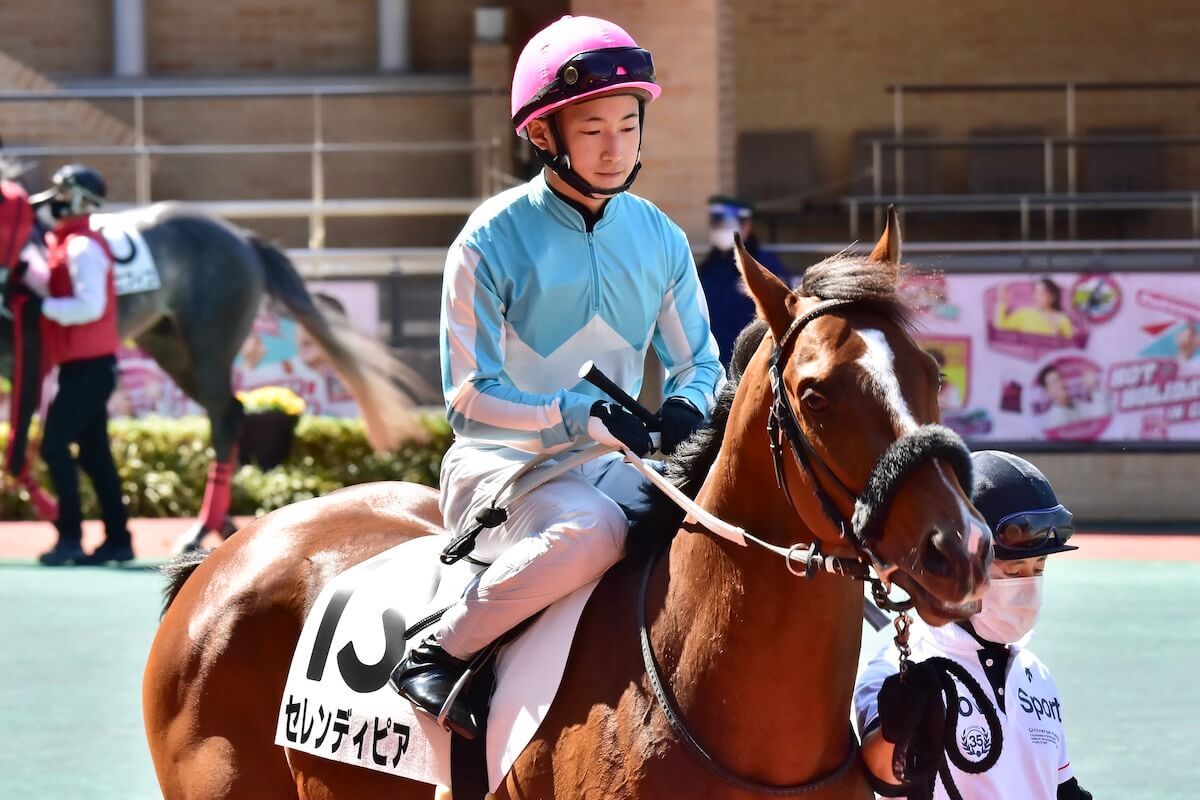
{"left": 441, "top": 172, "right": 724, "bottom": 454}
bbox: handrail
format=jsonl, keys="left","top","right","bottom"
{"left": 857, "top": 128, "right": 1200, "bottom": 240}
{"left": 881, "top": 80, "right": 1200, "bottom": 239}
{"left": 769, "top": 239, "right": 1200, "bottom": 254}
{"left": 861, "top": 133, "right": 1200, "bottom": 149}
{"left": 283, "top": 239, "right": 1200, "bottom": 281}
{"left": 0, "top": 83, "right": 501, "bottom": 101}
{"left": 886, "top": 80, "right": 1200, "bottom": 94}
{"left": 101, "top": 198, "right": 482, "bottom": 220}
{"left": 2, "top": 141, "right": 497, "bottom": 157}
{"left": 1, "top": 82, "right": 510, "bottom": 249}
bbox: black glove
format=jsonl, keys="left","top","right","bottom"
{"left": 877, "top": 661, "right": 946, "bottom": 782}
{"left": 656, "top": 397, "right": 703, "bottom": 456}
{"left": 1057, "top": 778, "right": 1093, "bottom": 800}
{"left": 589, "top": 400, "right": 653, "bottom": 457}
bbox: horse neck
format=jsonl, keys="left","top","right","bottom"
{"left": 653, "top": 379, "right": 864, "bottom": 782}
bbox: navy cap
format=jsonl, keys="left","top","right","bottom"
{"left": 708, "top": 195, "right": 754, "bottom": 221}
{"left": 970, "top": 450, "right": 1078, "bottom": 559}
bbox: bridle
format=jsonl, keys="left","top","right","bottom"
{"left": 636, "top": 296, "right": 979, "bottom": 795}
{"left": 763, "top": 298, "right": 975, "bottom": 610}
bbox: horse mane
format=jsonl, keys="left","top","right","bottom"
{"left": 625, "top": 252, "right": 913, "bottom": 559}
{"left": 626, "top": 319, "right": 765, "bottom": 559}
{"left": 799, "top": 251, "right": 915, "bottom": 333}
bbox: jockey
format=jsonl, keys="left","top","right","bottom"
{"left": 22, "top": 164, "right": 133, "bottom": 565}
{"left": 389, "top": 15, "right": 724, "bottom": 739}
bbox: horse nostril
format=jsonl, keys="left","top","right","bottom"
{"left": 921, "top": 529, "right": 954, "bottom": 577}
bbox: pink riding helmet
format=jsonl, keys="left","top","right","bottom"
{"left": 511, "top": 15, "right": 662, "bottom": 138}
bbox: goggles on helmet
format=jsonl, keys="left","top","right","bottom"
{"left": 512, "top": 47, "right": 655, "bottom": 129}
{"left": 993, "top": 504, "right": 1074, "bottom": 554}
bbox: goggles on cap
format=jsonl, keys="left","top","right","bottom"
{"left": 513, "top": 47, "right": 655, "bottom": 128}
{"left": 708, "top": 204, "right": 751, "bottom": 228}
{"left": 993, "top": 504, "right": 1074, "bottom": 554}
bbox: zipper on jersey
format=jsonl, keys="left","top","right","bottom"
{"left": 586, "top": 232, "right": 600, "bottom": 311}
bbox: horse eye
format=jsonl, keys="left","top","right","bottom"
{"left": 801, "top": 387, "right": 829, "bottom": 412}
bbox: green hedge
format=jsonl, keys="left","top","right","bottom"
{"left": 0, "top": 415, "right": 453, "bottom": 521}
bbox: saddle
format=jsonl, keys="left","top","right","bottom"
{"left": 274, "top": 531, "right": 603, "bottom": 796}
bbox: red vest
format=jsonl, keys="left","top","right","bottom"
{"left": 41, "top": 216, "right": 121, "bottom": 368}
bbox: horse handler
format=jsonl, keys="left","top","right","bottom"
{"left": 388, "top": 15, "right": 724, "bottom": 739}
{"left": 13, "top": 164, "right": 134, "bottom": 566}
{"left": 854, "top": 450, "right": 1092, "bottom": 799}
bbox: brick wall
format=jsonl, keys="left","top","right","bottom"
{"left": 0, "top": 52, "right": 143, "bottom": 200}
{"left": 0, "top": 1, "right": 112, "bottom": 77}
{"left": 734, "top": 0, "right": 1200, "bottom": 208}
{"left": 147, "top": 0, "right": 377, "bottom": 74}
{"left": 0, "top": 0, "right": 564, "bottom": 77}
{"left": 7, "top": 1, "right": 1200, "bottom": 245}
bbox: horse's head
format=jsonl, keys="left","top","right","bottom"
{"left": 733, "top": 210, "right": 990, "bottom": 625}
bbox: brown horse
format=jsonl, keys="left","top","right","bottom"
{"left": 143, "top": 211, "right": 992, "bottom": 799}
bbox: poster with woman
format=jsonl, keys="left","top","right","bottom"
{"left": 900, "top": 270, "right": 1200, "bottom": 443}
{"left": 985, "top": 277, "right": 1089, "bottom": 361}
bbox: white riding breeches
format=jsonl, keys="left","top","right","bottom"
{"left": 433, "top": 441, "right": 648, "bottom": 660}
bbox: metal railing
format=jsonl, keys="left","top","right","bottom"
{"left": 852, "top": 131, "right": 1200, "bottom": 241}
{"left": 862, "top": 81, "right": 1200, "bottom": 239}
{"left": 0, "top": 82, "right": 510, "bottom": 247}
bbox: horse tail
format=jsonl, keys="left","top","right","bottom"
{"left": 248, "top": 236, "right": 433, "bottom": 450}
{"left": 159, "top": 548, "right": 212, "bottom": 619}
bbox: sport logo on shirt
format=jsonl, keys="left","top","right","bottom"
{"left": 959, "top": 725, "right": 992, "bottom": 759}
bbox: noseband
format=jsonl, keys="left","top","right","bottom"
{"left": 765, "top": 298, "right": 974, "bottom": 608}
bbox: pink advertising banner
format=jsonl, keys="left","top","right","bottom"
{"left": 108, "top": 280, "right": 379, "bottom": 420}
{"left": 904, "top": 271, "right": 1200, "bottom": 443}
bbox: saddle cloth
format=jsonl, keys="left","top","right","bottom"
{"left": 91, "top": 213, "right": 162, "bottom": 296}
{"left": 274, "top": 533, "right": 600, "bottom": 791}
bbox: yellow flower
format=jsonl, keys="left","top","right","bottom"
{"left": 237, "top": 386, "right": 306, "bottom": 416}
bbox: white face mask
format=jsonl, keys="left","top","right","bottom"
{"left": 971, "top": 575, "right": 1043, "bottom": 644}
{"left": 709, "top": 226, "right": 737, "bottom": 251}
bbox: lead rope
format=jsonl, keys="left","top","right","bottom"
{"left": 889, "top": 608, "right": 1004, "bottom": 800}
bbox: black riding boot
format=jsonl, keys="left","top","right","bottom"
{"left": 389, "top": 637, "right": 480, "bottom": 740}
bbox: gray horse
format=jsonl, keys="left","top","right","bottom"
{"left": 1, "top": 199, "right": 428, "bottom": 551}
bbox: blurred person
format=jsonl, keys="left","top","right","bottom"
{"left": 1036, "top": 364, "right": 1107, "bottom": 429}
{"left": 928, "top": 347, "right": 963, "bottom": 409}
{"left": 19, "top": 164, "right": 133, "bottom": 565}
{"left": 1176, "top": 319, "right": 1199, "bottom": 362}
{"left": 995, "top": 278, "right": 1074, "bottom": 337}
{"left": 388, "top": 15, "right": 723, "bottom": 739}
{"left": 239, "top": 331, "right": 267, "bottom": 370}
{"left": 295, "top": 293, "right": 346, "bottom": 376}
{"left": 697, "top": 195, "right": 789, "bottom": 365}
{"left": 855, "top": 450, "right": 1092, "bottom": 800}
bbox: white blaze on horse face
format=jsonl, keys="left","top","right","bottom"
{"left": 856, "top": 329, "right": 919, "bottom": 435}
{"left": 858, "top": 329, "right": 986, "bottom": 576}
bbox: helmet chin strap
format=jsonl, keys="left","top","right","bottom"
{"left": 530, "top": 102, "right": 646, "bottom": 199}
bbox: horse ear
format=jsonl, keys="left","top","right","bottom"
{"left": 734, "top": 233, "right": 797, "bottom": 340}
{"left": 868, "top": 205, "right": 902, "bottom": 264}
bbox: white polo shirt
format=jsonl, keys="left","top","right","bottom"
{"left": 854, "top": 620, "right": 1075, "bottom": 799}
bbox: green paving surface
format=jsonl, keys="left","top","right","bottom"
{"left": 1, "top": 558, "right": 1197, "bottom": 799}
